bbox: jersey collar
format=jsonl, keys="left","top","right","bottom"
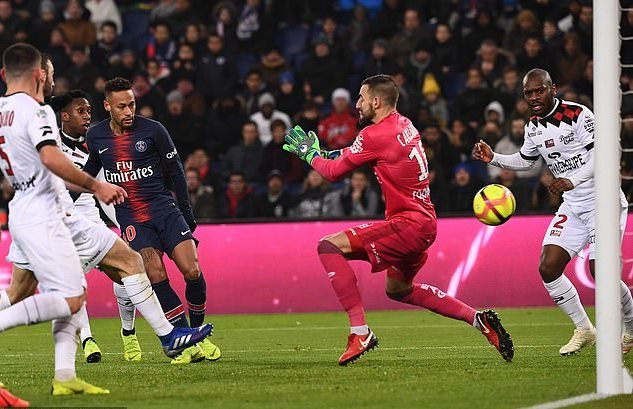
{"left": 61, "top": 129, "right": 88, "bottom": 152}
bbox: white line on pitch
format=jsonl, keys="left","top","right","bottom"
{"left": 519, "top": 393, "right": 609, "bottom": 409}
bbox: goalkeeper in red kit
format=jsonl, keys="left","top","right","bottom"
{"left": 283, "top": 75, "right": 514, "bottom": 365}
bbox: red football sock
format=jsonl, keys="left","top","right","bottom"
{"left": 398, "top": 283, "right": 477, "bottom": 325}
{"left": 317, "top": 240, "right": 366, "bottom": 327}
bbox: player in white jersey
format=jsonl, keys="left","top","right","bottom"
{"left": 0, "top": 43, "right": 125, "bottom": 397}
{"left": 474, "top": 69, "right": 633, "bottom": 355}
{"left": 1, "top": 90, "right": 111, "bottom": 363}
{"left": 0, "top": 45, "right": 214, "bottom": 399}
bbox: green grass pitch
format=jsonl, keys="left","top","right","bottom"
{"left": 1, "top": 308, "right": 632, "bottom": 409}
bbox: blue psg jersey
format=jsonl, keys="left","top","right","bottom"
{"left": 84, "top": 115, "right": 189, "bottom": 223}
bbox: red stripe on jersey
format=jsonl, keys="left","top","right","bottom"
{"left": 112, "top": 130, "right": 152, "bottom": 223}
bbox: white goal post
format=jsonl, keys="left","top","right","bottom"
{"left": 594, "top": 0, "right": 633, "bottom": 395}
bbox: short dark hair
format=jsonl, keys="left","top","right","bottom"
{"left": 361, "top": 74, "right": 399, "bottom": 107}
{"left": 228, "top": 171, "right": 246, "bottom": 181}
{"left": 2, "top": 43, "right": 42, "bottom": 79}
{"left": 50, "top": 89, "right": 91, "bottom": 113}
{"left": 270, "top": 119, "right": 286, "bottom": 132}
{"left": 100, "top": 20, "right": 118, "bottom": 32}
{"left": 105, "top": 77, "right": 132, "bottom": 96}
{"left": 242, "top": 120, "right": 258, "bottom": 131}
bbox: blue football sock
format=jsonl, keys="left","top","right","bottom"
{"left": 185, "top": 273, "right": 207, "bottom": 327}
{"left": 152, "top": 279, "right": 189, "bottom": 328}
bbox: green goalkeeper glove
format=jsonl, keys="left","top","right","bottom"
{"left": 320, "top": 149, "right": 342, "bottom": 160}
{"left": 282, "top": 125, "right": 321, "bottom": 165}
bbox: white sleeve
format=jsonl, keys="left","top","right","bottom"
{"left": 27, "top": 105, "right": 59, "bottom": 150}
{"left": 576, "top": 106, "right": 595, "bottom": 148}
{"left": 489, "top": 152, "right": 538, "bottom": 170}
{"left": 518, "top": 129, "right": 541, "bottom": 161}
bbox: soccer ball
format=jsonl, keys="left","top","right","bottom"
{"left": 472, "top": 184, "right": 516, "bottom": 226}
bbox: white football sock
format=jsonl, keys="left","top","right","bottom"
{"left": 0, "top": 293, "right": 71, "bottom": 331}
{"left": 113, "top": 282, "right": 136, "bottom": 331}
{"left": 0, "top": 289, "right": 11, "bottom": 310}
{"left": 544, "top": 275, "right": 593, "bottom": 330}
{"left": 53, "top": 313, "right": 80, "bottom": 381}
{"left": 350, "top": 325, "right": 369, "bottom": 335}
{"left": 620, "top": 281, "right": 633, "bottom": 334}
{"left": 76, "top": 303, "right": 93, "bottom": 342}
{"left": 121, "top": 274, "right": 173, "bottom": 337}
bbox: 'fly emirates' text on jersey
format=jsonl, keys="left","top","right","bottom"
{"left": 521, "top": 99, "right": 597, "bottom": 205}
{"left": 0, "top": 93, "right": 70, "bottom": 225}
{"left": 312, "top": 111, "right": 436, "bottom": 223}
{"left": 83, "top": 115, "right": 187, "bottom": 224}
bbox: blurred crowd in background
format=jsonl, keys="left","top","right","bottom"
{"left": 0, "top": 0, "right": 632, "bottom": 222}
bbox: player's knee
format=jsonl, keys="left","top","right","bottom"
{"left": 386, "top": 288, "right": 411, "bottom": 301}
{"left": 317, "top": 239, "right": 342, "bottom": 255}
{"left": 538, "top": 260, "right": 563, "bottom": 283}
{"left": 182, "top": 266, "right": 201, "bottom": 281}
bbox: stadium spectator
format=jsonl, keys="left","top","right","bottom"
{"left": 0, "top": 0, "right": 20, "bottom": 46}
{"left": 290, "top": 170, "right": 332, "bottom": 218}
{"left": 165, "top": 0, "right": 200, "bottom": 39}
{"left": 238, "top": 69, "right": 267, "bottom": 116}
{"left": 347, "top": 4, "right": 371, "bottom": 52}
{"left": 556, "top": 32, "right": 589, "bottom": 87}
{"left": 176, "top": 76, "right": 206, "bottom": 117}
{"left": 261, "top": 119, "right": 305, "bottom": 185}
{"left": 421, "top": 74, "right": 448, "bottom": 127}
{"left": 182, "top": 23, "right": 205, "bottom": 57}
{"left": 197, "top": 33, "right": 237, "bottom": 105}
{"left": 503, "top": 9, "right": 540, "bottom": 56}
{"left": 170, "top": 42, "right": 197, "bottom": 80}
{"left": 483, "top": 101, "right": 505, "bottom": 127}
{"left": 236, "top": 0, "right": 273, "bottom": 53}
{"left": 571, "top": 3, "right": 593, "bottom": 57}
{"left": 372, "top": 0, "right": 404, "bottom": 40}
{"left": 433, "top": 23, "right": 459, "bottom": 76}
{"left": 326, "top": 170, "right": 380, "bottom": 217}
{"left": 30, "top": 0, "right": 58, "bottom": 50}
{"left": 145, "top": 20, "right": 177, "bottom": 63}
{"left": 447, "top": 163, "right": 483, "bottom": 213}
{"left": 362, "top": 38, "right": 397, "bottom": 79}
{"left": 422, "top": 123, "right": 459, "bottom": 177}
{"left": 318, "top": 88, "right": 358, "bottom": 150}
{"left": 275, "top": 71, "right": 304, "bottom": 119}
{"left": 294, "top": 103, "right": 320, "bottom": 134}
{"left": 404, "top": 40, "right": 440, "bottom": 91}
{"left": 250, "top": 93, "right": 291, "bottom": 145}
{"left": 455, "top": 67, "right": 495, "bottom": 128}
{"left": 86, "top": 0, "right": 122, "bottom": 35}
{"left": 254, "top": 170, "right": 293, "bottom": 218}
{"left": 448, "top": 118, "right": 478, "bottom": 164}
{"left": 542, "top": 19, "right": 564, "bottom": 61}
{"left": 132, "top": 73, "right": 167, "bottom": 119}
{"left": 475, "top": 39, "right": 510, "bottom": 87}
{"left": 58, "top": 0, "right": 97, "bottom": 47}
{"left": 186, "top": 168, "right": 217, "bottom": 220}
{"left": 203, "top": 96, "right": 247, "bottom": 158}
{"left": 45, "top": 27, "right": 71, "bottom": 74}
{"left": 516, "top": 35, "right": 550, "bottom": 75}
{"left": 494, "top": 66, "right": 522, "bottom": 116}
{"left": 301, "top": 36, "right": 345, "bottom": 106}
{"left": 254, "top": 47, "right": 288, "bottom": 90}
{"left": 162, "top": 90, "right": 202, "bottom": 160}
{"left": 210, "top": 1, "right": 238, "bottom": 52}
{"left": 218, "top": 171, "right": 257, "bottom": 218}
{"left": 389, "top": 8, "right": 432, "bottom": 69}
{"left": 574, "top": 59, "right": 594, "bottom": 102}
{"left": 461, "top": 9, "right": 505, "bottom": 69}
{"left": 428, "top": 161, "right": 449, "bottom": 213}
{"left": 318, "top": 15, "right": 352, "bottom": 75}
{"left": 223, "top": 120, "right": 264, "bottom": 183}
{"left": 66, "top": 46, "right": 97, "bottom": 92}
{"left": 145, "top": 58, "right": 172, "bottom": 94}
{"left": 90, "top": 21, "right": 124, "bottom": 71}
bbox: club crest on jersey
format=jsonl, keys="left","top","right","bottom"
{"left": 135, "top": 140, "right": 147, "bottom": 152}
{"left": 36, "top": 109, "right": 47, "bottom": 118}
{"left": 545, "top": 139, "right": 555, "bottom": 148}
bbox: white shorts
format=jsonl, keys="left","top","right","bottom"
{"left": 8, "top": 218, "right": 84, "bottom": 298}
{"left": 8, "top": 212, "right": 118, "bottom": 274}
{"left": 542, "top": 199, "right": 628, "bottom": 260}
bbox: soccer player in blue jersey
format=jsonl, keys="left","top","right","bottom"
{"left": 83, "top": 77, "right": 220, "bottom": 363}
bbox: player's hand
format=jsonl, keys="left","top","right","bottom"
{"left": 548, "top": 177, "right": 574, "bottom": 196}
{"left": 282, "top": 125, "right": 321, "bottom": 164}
{"left": 473, "top": 140, "right": 494, "bottom": 163}
{"left": 93, "top": 181, "right": 127, "bottom": 205}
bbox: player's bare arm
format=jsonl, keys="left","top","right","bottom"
{"left": 39, "top": 144, "right": 127, "bottom": 204}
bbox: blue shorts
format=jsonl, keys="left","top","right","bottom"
{"left": 121, "top": 211, "right": 194, "bottom": 256}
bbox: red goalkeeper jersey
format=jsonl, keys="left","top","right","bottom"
{"left": 312, "top": 111, "right": 436, "bottom": 223}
